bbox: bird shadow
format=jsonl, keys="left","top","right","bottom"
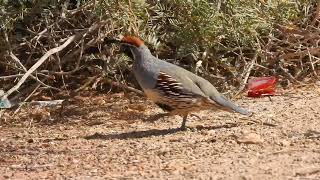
{"left": 142, "top": 113, "right": 203, "bottom": 123}
{"left": 84, "top": 123, "right": 238, "bottom": 140}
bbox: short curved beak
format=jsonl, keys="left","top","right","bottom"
{"left": 103, "top": 38, "right": 121, "bottom": 45}
{"left": 102, "top": 36, "right": 134, "bottom": 59}
{"left": 103, "top": 35, "right": 124, "bottom": 45}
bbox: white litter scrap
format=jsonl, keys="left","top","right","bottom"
{"left": 0, "top": 90, "right": 12, "bottom": 109}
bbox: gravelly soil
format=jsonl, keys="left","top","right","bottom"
{"left": 1, "top": 86, "right": 320, "bottom": 179}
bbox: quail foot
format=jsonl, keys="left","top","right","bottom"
{"left": 108, "top": 35, "right": 251, "bottom": 130}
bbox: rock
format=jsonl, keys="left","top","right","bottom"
{"left": 279, "top": 139, "right": 290, "bottom": 147}
{"left": 27, "top": 138, "right": 34, "bottom": 143}
{"left": 236, "top": 133, "right": 264, "bottom": 144}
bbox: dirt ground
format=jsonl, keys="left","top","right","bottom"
{"left": 1, "top": 86, "right": 320, "bottom": 179}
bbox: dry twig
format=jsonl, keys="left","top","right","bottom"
{"left": 235, "top": 52, "right": 258, "bottom": 96}
{"left": 1, "top": 35, "right": 76, "bottom": 101}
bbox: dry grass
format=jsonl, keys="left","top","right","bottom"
{"left": 0, "top": 0, "right": 319, "bottom": 104}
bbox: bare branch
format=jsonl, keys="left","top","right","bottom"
{"left": 235, "top": 52, "right": 257, "bottom": 96}
{"left": 1, "top": 35, "right": 76, "bottom": 101}
{"left": 9, "top": 52, "right": 61, "bottom": 91}
{"left": 307, "top": 49, "right": 319, "bottom": 78}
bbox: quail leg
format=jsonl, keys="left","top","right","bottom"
{"left": 180, "top": 114, "right": 188, "bottom": 130}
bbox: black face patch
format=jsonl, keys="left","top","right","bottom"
{"left": 120, "top": 44, "right": 134, "bottom": 60}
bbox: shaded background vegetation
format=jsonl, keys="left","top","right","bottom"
{"left": 0, "top": 0, "right": 319, "bottom": 103}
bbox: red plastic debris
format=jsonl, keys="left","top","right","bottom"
{"left": 247, "top": 76, "right": 277, "bottom": 97}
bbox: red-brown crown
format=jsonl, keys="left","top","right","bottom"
{"left": 120, "top": 35, "right": 144, "bottom": 47}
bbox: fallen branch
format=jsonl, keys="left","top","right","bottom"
{"left": 9, "top": 52, "right": 61, "bottom": 91}
{"left": 307, "top": 49, "right": 319, "bottom": 78}
{"left": 8, "top": 83, "right": 42, "bottom": 108}
{"left": 59, "top": 21, "right": 110, "bottom": 66}
{"left": 75, "top": 76, "right": 99, "bottom": 92}
{"left": 280, "top": 47, "right": 320, "bottom": 61}
{"left": 13, "top": 83, "right": 41, "bottom": 114}
{"left": 105, "top": 79, "right": 144, "bottom": 96}
{"left": 247, "top": 118, "right": 277, "bottom": 127}
{"left": 0, "top": 74, "right": 24, "bottom": 79}
{"left": 74, "top": 76, "right": 144, "bottom": 96}
{"left": 278, "top": 60, "right": 305, "bottom": 85}
{"left": 235, "top": 52, "right": 258, "bottom": 96}
{"left": 1, "top": 35, "right": 76, "bottom": 101}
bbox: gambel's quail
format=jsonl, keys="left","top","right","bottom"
{"left": 109, "top": 35, "right": 251, "bottom": 130}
